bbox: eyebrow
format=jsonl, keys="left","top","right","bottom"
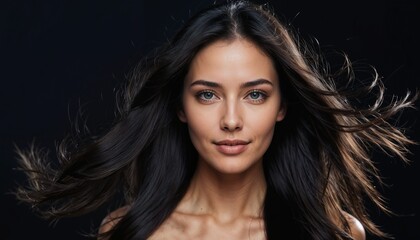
{"left": 189, "top": 79, "right": 273, "bottom": 89}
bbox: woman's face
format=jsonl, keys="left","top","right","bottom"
{"left": 179, "top": 38, "right": 286, "bottom": 174}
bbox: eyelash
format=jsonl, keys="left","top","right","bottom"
{"left": 195, "top": 90, "right": 218, "bottom": 103}
{"left": 247, "top": 90, "right": 267, "bottom": 103}
{"left": 195, "top": 90, "right": 268, "bottom": 103}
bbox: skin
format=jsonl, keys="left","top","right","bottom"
{"left": 99, "top": 38, "right": 365, "bottom": 240}
{"left": 169, "top": 38, "right": 285, "bottom": 239}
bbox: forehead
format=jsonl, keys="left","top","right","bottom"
{"left": 185, "top": 38, "right": 278, "bottom": 86}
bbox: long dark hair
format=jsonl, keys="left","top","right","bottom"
{"left": 16, "top": 1, "right": 417, "bottom": 239}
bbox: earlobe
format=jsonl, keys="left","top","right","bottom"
{"left": 177, "top": 110, "right": 187, "bottom": 123}
{"left": 276, "top": 104, "right": 287, "bottom": 122}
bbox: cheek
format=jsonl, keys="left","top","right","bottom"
{"left": 187, "top": 115, "right": 208, "bottom": 139}
{"left": 244, "top": 104, "right": 279, "bottom": 143}
{"left": 185, "top": 111, "right": 216, "bottom": 157}
{"left": 248, "top": 114, "right": 277, "bottom": 137}
{"left": 183, "top": 102, "right": 215, "bottom": 140}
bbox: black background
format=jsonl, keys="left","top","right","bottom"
{"left": 1, "top": 0, "right": 419, "bottom": 239}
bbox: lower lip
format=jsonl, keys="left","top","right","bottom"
{"left": 215, "top": 144, "right": 248, "bottom": 155}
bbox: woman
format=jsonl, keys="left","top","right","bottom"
{"left": 16, "top": 1, "right": 416, "bottom": 239}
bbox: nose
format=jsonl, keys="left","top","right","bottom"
{"left": 220, "top": 99, "right": 243, "bottom": 132}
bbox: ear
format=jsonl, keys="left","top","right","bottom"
{"left": 177, "top": 109, "right": 187, "bottom": 123}
{"left": 276, "top": 103, "right": 287, "bottom": 122}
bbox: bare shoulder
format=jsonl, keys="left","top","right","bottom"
{"left": 345, "top": 213, "right": 366, "bottom": 240}
{"left": 99, "top": 206, "right": 130, "bottom": 235}
{"left": 148, "top": 211, "right": 187, "bottom": 240}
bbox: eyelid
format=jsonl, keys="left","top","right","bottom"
{"left": 247, "top": 89, "right": 266, "bottom": 94}
{"left": 194, "top": 89, "right": 268, "bottom": 103}
{"left": 196, "top": 89, "right": 218, "bottom": 96}
{"left": 246, "top": 89, "right": 268, "bottom": 97}
{"left": 245, "top": 89, "right": 268, "bottom": 102}
{"left": 195, "top": 89, "right": 219, "bottom": 102}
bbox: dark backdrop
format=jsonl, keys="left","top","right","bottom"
{"left": 1, "top": 0, "right": 419, "bottom": 239}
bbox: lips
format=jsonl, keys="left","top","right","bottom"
{"left": 214, "top": 139, "right": 250, "bottom": 155}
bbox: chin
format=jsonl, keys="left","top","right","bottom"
{"left": 207, "top": 157, "right": 262, "bottom": 175}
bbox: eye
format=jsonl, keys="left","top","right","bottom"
{"left": 249, "top": 91, "right": 262, "bottom": 99}
{"left": 202, "top": 92, "right": 214, "bottom": 99}
{"left": 196, "top": 90, "right": 218, "bottom": 102}
{"left": 246, "top": 90, "right": 267, "bottom": 102}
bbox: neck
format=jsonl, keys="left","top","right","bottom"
{"left": 177, "top": 159, "right": 266, "bottom": 223}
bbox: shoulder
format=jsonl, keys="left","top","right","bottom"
{"left": 148, "top": 211, "right": 188, "bottom": 240}
{"left": 345, "top": 213, "right": 366, "bottom": 240}
{"left": 98, "top": 206, "right": 130, "bottom": 236}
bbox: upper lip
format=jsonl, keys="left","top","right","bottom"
{"left": 214, "top": 139, "right": 250, "bottom": 145}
